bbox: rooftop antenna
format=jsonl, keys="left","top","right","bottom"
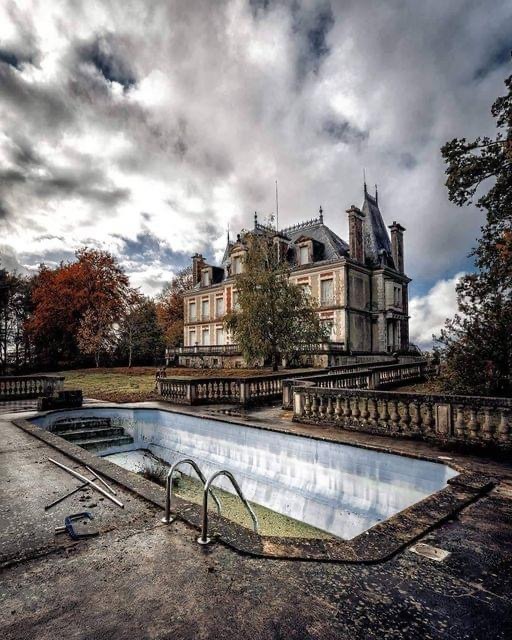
{"left": 227, "top": 222, "right": 230, "bottom": 243}
{"left": 275, "top": 179, "right": 279, "bottom": 231}
{"left": 375, "top": 184, "right": 378, "bottom": 204}
{"left": 319, "top": 205, "right": 323, "bottom": 223}
{"left": 363, "top": 168, "right": 367, "bottom": 193}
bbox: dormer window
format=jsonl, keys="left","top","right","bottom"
{"left": 232, "top": 255, "right": 243, "bottom": 275}
{"left": 299, "top": 245, "right": 309, "bottom": 265}
{"left": 201, "top": 269, "right": 210, "bottom": 287}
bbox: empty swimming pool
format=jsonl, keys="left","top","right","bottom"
{"left": 33, "top": 407, "right": 458, "bottom": 540}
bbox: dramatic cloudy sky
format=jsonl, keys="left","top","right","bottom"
{"left": 0, "top": 0, "right": 510, "bottom": 347}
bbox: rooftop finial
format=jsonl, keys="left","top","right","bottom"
{"left": 227, "top": 222, "right": 230, "bottom": 243}
{"left": 363, "top": 168, "right": 367, "bottom": 193}
{"left": 319, "top": 205, "right": 323, "bottom": 223}
{"left": 375, "top": 184, "right": 378, "bottom": 204}
{"left": 254, "top": 211, "right": 258, "bottom": 227}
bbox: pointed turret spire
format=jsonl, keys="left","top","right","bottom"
{"left": 363, "top": 168, "right": 367, "bottom": 194}
{"left": 254, "top": 211, "right": 258, "bottom": 228}
{"left": 375, "top": 184, "right": 378, "bottom": 204}
{"left": 319, "top": 205, "right": 323, "bottom": 223}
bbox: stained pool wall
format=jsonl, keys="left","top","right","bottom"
{"left": 33, "top": 407, "right": 457, "bottom": 539}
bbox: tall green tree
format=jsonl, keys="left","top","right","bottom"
{"left": 0, "top": 269, "right": 33, "bottom": 373}
{"left": 437, "top": 70, "right": 512, "bottom": 396}
{"left": 156, "top": 266, "right": 193, "bottom": 348}
{"left": 225, "top": 234, "right": 328, "bottom": 371}
{"left": 117, "top": 292, "right": 164, "bottom": 367}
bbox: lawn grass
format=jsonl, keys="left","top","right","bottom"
{"left": 54, "top": 366, "right": 282, "bottom": 403}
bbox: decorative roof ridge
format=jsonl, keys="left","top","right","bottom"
{"left": 280, "top": 216, "right": 323, "bottom": 234}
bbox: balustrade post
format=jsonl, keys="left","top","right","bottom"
{"left": 368, "top": 398, "right": 378, "bottom": 425}
{"left": 304, "top": 393, "right": 312, "bottom": 417}
{"left": 326, "top": 395, "right": 334, "bottom": 419}
{"left": 410, "top": 401, "right": 422, "bottom": 435}
{"left": 423, "top": 403, "right": 434, "bottom": 434}
{"left": 400, "top": 402, "right": 412, "bottom": 434}
{"left": 334, "top": 396, "right": 342, "bottom": 421}
{"left": 468, "top": 407, "right": 480, "bottom": 439}
{"left": 481, "top": 407, "right": 493, "bottom": 441}
{"left": 360, "top": 397, "right": 369, "bottom": 424}
{"left": 498, "top": 409, "right": 510, "bottom": 443}
{"left": 454, "top": 405, "right": 465, "bottom": 439}
{"left": 389, "top": 400, "right": 400, "bottom": 433}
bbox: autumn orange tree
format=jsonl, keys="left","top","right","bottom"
{"left": 28, "top": 248, "right": 129, "bottom": 368}
{"left": 156, "top": 266, "right": 193, "bottom": 347}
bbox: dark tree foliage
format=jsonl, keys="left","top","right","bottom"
{"left": 437, "top": 70, "right": 512, "bottom": 396}
{"left": 116, "top": 292, "right": 165, "bottom": 367}
{"left": 225, "top": 233, "right": 328, "bottom": 371}
{"left": 156, "top": 266, "right": 193, "bottom": 347}
{"left": 0, "top": 269, "right": 34, "bottom": 373}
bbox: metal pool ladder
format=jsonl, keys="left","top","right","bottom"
{"left": 197, "top": 469, "right": 259, "bottom": 546}
{"left": 161, "top": 458, "right": 222, "bottom": 524}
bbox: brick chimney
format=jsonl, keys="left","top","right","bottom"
{"left": 346, "top": 205, "right": 365, "bottom": 264}
{"left": 388, "top": 222, "right": 406, "bottom": 273}
{"left": 192, "top": 253, "right": 205, "bottom": 285}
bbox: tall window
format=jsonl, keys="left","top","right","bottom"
{"left": 201, "top": 270, "right": 210, "bottom": 287}
{"left": 232, "top": 256, "right": 242, "bottom": 274}
{"left": 215, "top": 297, "right": 224, "bottom": 318}
{"left": 215, "top": 327, "right": 224, "bottom": 345}
{"left": 299, "top": 282, "right": 311, "bottom": 298}
{"left": 202, "top": 327, "right": 210, "bottom": 346}
{"left": 201, "top": 299, "right": 209, "bottom": 319}
{"left": 299, "top": 245, "right": 309, "bottom": 265}
{"left": 321, "top": 319, "right": 335, "bottom": 341}
{"left": 320, "top": 278, "right": 334, "bottom": 305}
{"left": 393, "top": 285, "right": 402, "bottom": 307}
{"left": 189, "top": 301, "right": 196, "bottom": 321}
{"left": 189, "top": 330, "right": 196, "bottom": 346}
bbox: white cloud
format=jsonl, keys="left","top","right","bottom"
{"left": 0, "top": 0, "right": 510, "bottom": 296}
{"left": 409, "top": 273, "right": 465, "bottom": 349}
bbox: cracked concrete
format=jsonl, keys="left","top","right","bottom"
{"left": 1, "top": 407, "right": 512, "bottom": 639}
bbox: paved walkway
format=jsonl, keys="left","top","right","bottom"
{"left": 1, "top": 405, "right": 512, "bottom": 639}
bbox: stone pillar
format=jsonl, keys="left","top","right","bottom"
{"left": 346, "top": 206, "right": 365, "bottom": 264}
{"left": 388, "top": 222, "right": 405, "bottom": 274}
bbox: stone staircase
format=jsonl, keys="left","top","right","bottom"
{"left": 50, "top": 416, "right": 134, "bottom": 452}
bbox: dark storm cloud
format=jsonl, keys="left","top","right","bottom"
{"left": 1, "top": 0, "right": 512, "bottom": 313}
{"left": 322, "top": 118, "right": 368, "bottom": 144}
{"left": 77, "top": 34, "right": 137, "bottom": 90}
{"left": 0, "top": 49, "right": 28, "bottom": 70}
{"left": 0, "top": 63, "right": 72, "bottom": 130}
{"left": 293, "top": 1, "right": 334, "bottom": 78}
{"left": 117, "top": 231, "right": 190, "bottom": 268}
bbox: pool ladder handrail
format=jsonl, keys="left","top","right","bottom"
{"left": 197, "top": 469, "right": 259, "bottom": 545}
{"left": 161, "top": 458, "right": 222, "bottom": 524}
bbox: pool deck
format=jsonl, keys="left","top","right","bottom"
{"left": 1, "top": 400, "right": 512, "bottom": 639}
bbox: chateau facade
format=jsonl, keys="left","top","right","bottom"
{"left": 176, "top": 186, "right": 410, "bottom": 367}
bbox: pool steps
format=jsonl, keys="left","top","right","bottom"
{"left": 50, "top": 417, "right": 134, "bottom": 452}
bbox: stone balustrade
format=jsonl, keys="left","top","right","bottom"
{"left": 158, "top": 371, "right": 299, "bottom": 406}
{"left": 0, "top": 375, "right": 65, "bottom": 401}
{"left": 292, "top": 385, "right": 512, "bottom": 449}
{"left": 282, "top": 360, "right": 425, "bottom": 409}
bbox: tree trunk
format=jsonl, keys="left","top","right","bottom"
{"left": 128, "top": 343, "right": 132, "bottom": 368}
{"left": 272, "top": 351, "right": 279, "bottom": 372}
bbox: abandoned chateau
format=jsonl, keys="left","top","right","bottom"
{"left": 175, "top": 185, "right": 410, "bottom": 367}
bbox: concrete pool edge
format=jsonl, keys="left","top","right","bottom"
{"left": 11, "top": 409, "right": 494, "bottom": 563}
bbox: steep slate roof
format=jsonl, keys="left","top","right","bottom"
{"left": 361, "top": 189, "right": 394, "bottom": 267}
{"left": 281, "top": 220, "right": 349, "bottom": 262}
